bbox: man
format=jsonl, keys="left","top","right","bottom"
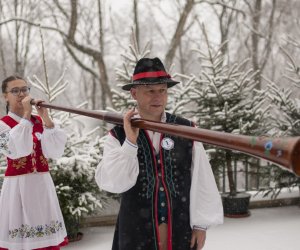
{"left": 95, "top": 57, "right": 223, "bottom": 250}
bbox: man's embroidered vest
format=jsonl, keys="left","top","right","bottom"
{"left": 110, "top": 112, "right": 195, "bottom": 250}
{"left": 1, "top": 115, "right": 49, "bottom": 176}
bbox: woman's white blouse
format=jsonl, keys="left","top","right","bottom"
{"left": 0, "top": 112, "right": 67, "bottom": 159}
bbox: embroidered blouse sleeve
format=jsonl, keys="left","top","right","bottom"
{"left": 95, "top": 133, "right": 139, "bottom": 193}
{"left": 41, "top": 123, "right": 67, "bottom": 159}
{"left": 190, "top": 141, "right": 224, "bottom": 229}
{"left": 0, "top": 119, "right": 33, "bottom": 159}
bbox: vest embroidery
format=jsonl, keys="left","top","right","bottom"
{"left": 40, "top": 155, "right": 48, "bottom": 166}
{"left": 1, "top": 115, "right": 49, "bottom": 176}
{"left": 12, "top": 157, "right": 27, "bottom": 170}
{"left": 137, "top": 132, "right": 155, "bottom": 199}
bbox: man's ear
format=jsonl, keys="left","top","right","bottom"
{"left": 130, "top": 88, "right": 137, "bottom": 100}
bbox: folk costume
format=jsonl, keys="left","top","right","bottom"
{"left": 0, "top": 112, "right": 68, "bottom": 250}
{"left": 95, "top": 58, "right": 223, "bottom": 250}
{"left": 96, "top": 113, "right": 223, "bottom": 250}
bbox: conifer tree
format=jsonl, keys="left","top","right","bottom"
{"left": 261, "top": 46, "right": 300, "bottom": 197}
{"left": 112, "top": 28, "right": 151, "bottom": 111}
{"left": 29, "top": 73, "right": 105, "bottom": 239}
{"left": 267, "top": 46, "right": 300, "bottom": 137}
{"left": 176, "top": 28, "right": 271, "bottom": 195}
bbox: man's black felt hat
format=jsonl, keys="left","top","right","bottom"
{"left": 122, "top": 57, "right": 179, "bottom": 91}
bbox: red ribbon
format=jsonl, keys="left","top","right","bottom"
{"left": 132, "top": 71, "right": 170, "bottom": 81}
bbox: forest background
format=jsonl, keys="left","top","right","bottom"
{"left": 0, "top": 0, "right": 299, "bottom": 238}
{"left": 0, "top": 0, "right": 299, "bottom": 111}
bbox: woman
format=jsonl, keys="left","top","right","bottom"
{"left": 0, "top": 76, "right": 68, "bottom": 250}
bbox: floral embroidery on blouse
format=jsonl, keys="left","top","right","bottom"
{"left": 9, "top": 220, "right": 64, "bottom": 239}
{"left": 0, "top": 131, "right": 10, "bottom": 154}
{"left": 12, "top": 157, "right": 27, "bottom": 169}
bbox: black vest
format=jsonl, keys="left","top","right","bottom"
{"left": 111, "top": 113, "right": 194, "bottom": 250}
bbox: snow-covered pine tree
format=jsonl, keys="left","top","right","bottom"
{"left": 267, "top": 83, "right": 300, "bottom": 136}
{"left": 261, "top": 46, "right": 300, "bottom": 198}
{"left": 50, "top": 128, "right": 106, "bottom": 239}
{"left": 267, "top": 46, "right": 300, "bottom": 137}
{"left": 179, "top": 29, "right": 271, "bottom": 195}
{"left": 29, "top": 73, "right": 105, "bottom": 240}
{"left": 112, "top": 28, "right": 151, "bottom": 111}
{"left": 166, "top": 73, "right": 196, "bottom": 116}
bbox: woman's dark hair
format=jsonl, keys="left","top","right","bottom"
{"left": 2, "top": 75, "right": 26, "bottom": 113}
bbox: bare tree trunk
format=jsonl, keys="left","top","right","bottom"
{"left": 251, "top": 0, "right": 262, "bottom": 88}
{"left": 14, "top": 0, "right": 20, "bottom": 74}
{"left": 92, "top": 76, "right": 96, "bottom": 109}
{"left": 66, "top": 0, "right": 113, "bottom": 108}
{"left": 68, "top": 0, "right": 77, "bottom": 39}
{"left": 97, "top": 0, "right": 106, "bottom": 110}
{"left": 217, "top": 1, "right": 238, "bottom": 58}
{"left": 179, "top": 39, "right": 185, "bottom": 75}
{"left": 226, "top": 150, "right": 236, "bottom": 196}
{"left": 22, "top": 21, "right": 32, "bottom": 72}
{"left": 248, "top": 0, "right": 276, "bottom": 89}
{"left": 0, "top": 1, "right": 7, "bottom": 76}
{"left": 259, "top": 0, "right": 276, "bottom": 74}
{"left": 164, "top": 0, "right": 195, "bottom": 68}
{"left": 0, "top": 36, "right": 6, "bottom": 76}
{"left": 133, "top": 0, "right": 139, "bottom": 50}
{"left": 96, "top": 56, "right": 110, "bottom": 106}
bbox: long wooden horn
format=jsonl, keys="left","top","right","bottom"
{"left": 32, "top": 101, "right": 300, "bottom": 176}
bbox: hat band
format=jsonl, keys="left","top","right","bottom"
{"left": 132, "top": 71, "right": 170, "bottom": 81}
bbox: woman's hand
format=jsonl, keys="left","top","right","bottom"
{"left": 21, "top": 96, "right": 33, "bottom": 120}
{"left": 34, "top": 99, "right": 54, "bottom": 128}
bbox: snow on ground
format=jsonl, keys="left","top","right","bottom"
{"left": 64, "top": 205, "right": 300, "bottom": 250}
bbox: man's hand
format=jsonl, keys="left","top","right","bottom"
{"left": 190, "top": 229, "right": 206, "bottom": 250}
{"left": 124, "top": 108, "right": 139, "bottom": 144}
